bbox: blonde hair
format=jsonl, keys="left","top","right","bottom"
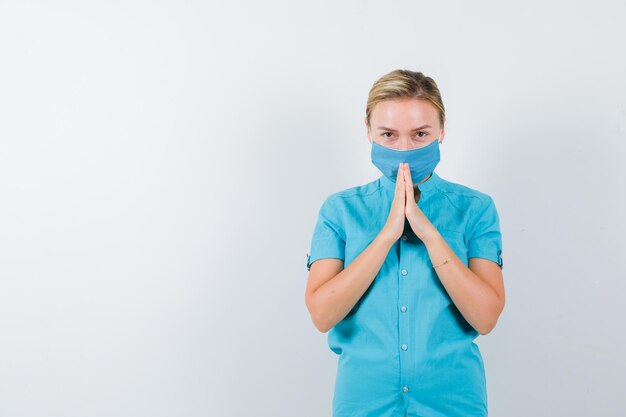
{"left": 365, "top": 69, "right": 446, "bottom": 130}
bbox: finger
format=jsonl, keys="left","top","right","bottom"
{"left": 396, "top": 163, "right": 407, "bottom": 208}
{"left": 403, "top": 164, "right": 414, "bottom": 201}
{"left": 404, "top": 162, "right": 413, "bottom": 186}
{"left": 396, "top": 162, "right": 404, "bottom": 184}
{"left": 395, "top": 162, "right": 404, "bottom": 194}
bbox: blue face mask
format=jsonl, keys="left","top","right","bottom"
{"left": 371, "top": 138, "right": 441, "bottom": 183}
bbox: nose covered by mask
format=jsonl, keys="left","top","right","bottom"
{"left": 371, "top": 138, "right": 441, "bottom": 183}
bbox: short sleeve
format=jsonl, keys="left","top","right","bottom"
{"left": 306, "top": 196, "right": 346, "bottom": 271}
{"left": 466, "top": 196, "right": 504, "bottom": 269}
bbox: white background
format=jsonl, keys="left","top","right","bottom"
{"left": 1, "top": 1, "right": 625, "bottom": 416}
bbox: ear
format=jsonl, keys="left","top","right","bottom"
{"left": 439, "top": 128, "right": 445, "bottom": 144}
{"left": 365, "top": 118, "right": 372, "bottom": 144}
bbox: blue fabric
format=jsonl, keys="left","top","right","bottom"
{"left": 370, "top": 138, "right": 441, "bottom": 184}
{"left": 306, "top": 171, "right": 503, "bottom": 417}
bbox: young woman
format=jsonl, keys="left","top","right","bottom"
{"left": 305, "top": 69, "right": 505, "bottom": 417}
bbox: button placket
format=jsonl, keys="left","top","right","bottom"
{"left": 398, "top": 233, "right": 412, "bottom": 396}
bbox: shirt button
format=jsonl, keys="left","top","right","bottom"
{"left": 402, "top": 235, "right": 407, "bottom": 240}
{"left": 401, "top": 269, "right": 408, "bottom": 276}
{"left": 400, "top": 306, "right": 407, "bottom": 312}
{"left": 401, "top": 344, "right": 408, "bottom": 351}
{"left": 402, "top": 386, "right": 409, "bottom": 393}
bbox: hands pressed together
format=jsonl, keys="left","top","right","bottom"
{"left": 381, "top": 162, "right": 438, "bottom": 243}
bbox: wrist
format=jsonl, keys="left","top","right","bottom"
{"left": 419, "top": 227, "right": 441, "bottom": 245}
{"left": 376, "top": 230, "right": 397, "bottom": 248}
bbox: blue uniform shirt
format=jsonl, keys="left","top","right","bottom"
{"left": 306, "top": 170, "right": 503, "bottom": 417}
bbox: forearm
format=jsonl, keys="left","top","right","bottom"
{"left": 312, "top": 234, "right": 395, "bottom": 333}
{"left": 422, "top": 231, "right": 501, "bottom": 335}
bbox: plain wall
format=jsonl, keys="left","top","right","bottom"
{"left": 1, "top": 0, "right": 625, "bottom": 416}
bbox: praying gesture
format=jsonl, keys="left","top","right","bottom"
{"left": 380, "top": 162, "right": 438, "bottom": 243}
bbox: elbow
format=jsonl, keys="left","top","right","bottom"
{"left": 305, "top": 292, "right": 331, "bottom": 333}
{"left": 477, "top": 307, "right": 503, "bottom": 335}
{"left": 314, "top": 319, "right": 331, "bottom": 334}
{"left": 310, "top": 307, "right": 332, "bottom": 333}
{"left": 477, "top": 320, "right": 496, "bottom": 336}
{"left": 309, "top": 310, "right": 331, "bottom": 333}
{"left": 478, "top": 294, "right": 505, "bottom": 335}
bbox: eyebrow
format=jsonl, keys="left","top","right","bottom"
{"left": 377, "top": 125, "right": 432, "bottom": 132}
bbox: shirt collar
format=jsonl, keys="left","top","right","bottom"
{"left": 379, "top": 170, "right": 441, "bottom": 194}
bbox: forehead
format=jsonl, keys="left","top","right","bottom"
{"left": 371, "top": 98, "right": 439, "bottom": 123}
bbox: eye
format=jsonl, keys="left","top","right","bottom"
{"left": 416, "top": 132, "right": 427, "bottom": 138}
{"left": 381, "top": 132, "right": 393, "bottom": 138}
